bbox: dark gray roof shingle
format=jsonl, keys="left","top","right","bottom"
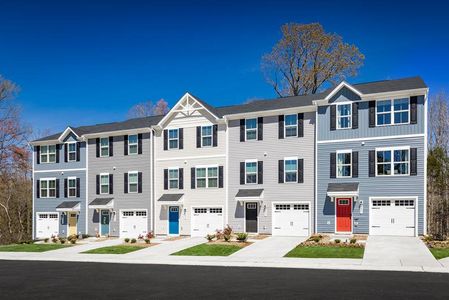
{"left": 327, "top": 183, "right": 359, "bottom": 193}
{"left": 56, "top": 201, "right": 80, "bottom": 209}
{"left": 158, "top": 194, "right": 184, "bottom": 202}
{"left": 89, "top": 198, "right": 114, "bottom": 206}
{"left": 235, "top": 189, "right": 264, "bottom": 197}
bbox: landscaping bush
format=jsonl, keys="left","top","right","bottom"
{"left": 206, "top": 234, "right": 215, "bottom": 242}
{"left": 52, "top": 237, "right": 58, "bottom": 243}
{"left": 138, "top": 234, "right": 144, "bottom": 240}
{"left": 223, "top": 225, "right": 233, "bottom": 242}
{"left": 124, "top": 238, "right": 130, "bottom": 243}
{"left": 130, "top": 238, "right": 137, "bottom": 244}
{"left": 145, "top": 231, "right": 155, "bottom": 243}
{"left": 70, "top": 239, "right": 76, "bottom": 244}
{"left": 67, "top": 234, "right": 77, "bottom": 242}
{"left": 60, "top": 238, "right": 66, "bottom": 244}
{"left": 44, "top": 238, "right": 49, "bottom": 243}
{"left": 350, "top": 238, "right": 357, "bottom": 244}
{"left": 144, "top": 239, "right": 151, "bottom": 244}
{"left": 236, "top": 233, "right": 248, "bottom": 242}
{"left": 81, "top": 234, "right": 90, "bottom": 239}
{"left": 215, "top": 229, "right": 224, "bottom": 240}
{"left": 334, "top": 239, "right": 341, "bottom": 244}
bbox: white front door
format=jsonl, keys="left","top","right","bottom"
{"left": 119, "top": 210, "right": 148, "bottom": 238}
{"left": 36, "top": 213, "right": 59, "bottom": 238}
{"left": 370, "top": 199, "right": 416, "bottom": 236}
{"left": 191, "top": 207, "right": 223, "bottom": 237}
{"left": 272, "top": 203, "right": 310, "bottom": 236}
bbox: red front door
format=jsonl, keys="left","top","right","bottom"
{"left": 336, "top": 198, "right": 352, "bottom": 232}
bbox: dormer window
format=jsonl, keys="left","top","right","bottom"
{"left": 67, "top": 142, "right": 77, "bottom": 162}
{"left": 40, "top": 145, "right": 57, "bottom": 163}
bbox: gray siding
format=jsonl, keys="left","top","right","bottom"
{"left": 227, "top": 112, "right": 316, "bottom": 234}
{"left": 34, "top": 137, "right": 86, "bottom": 171}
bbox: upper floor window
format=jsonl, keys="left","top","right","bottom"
{"left": 100, "top": 174, "right": 110, "bottom": 194}
{"left": 245, "top": 161, "right": 257, "bottom": 184}
{"left": 168, "top": 168, "right": 179, "bottom": 189}
{"left": 337, "top": 151, "right": 351, "bottom": 178}
{"left": 284, "top": 159, "right": 298, "bottom": 182}
{"left": 376, "top": 98, "right": 409, "bottom": 126}
{"left": 284, "top": 114, "right": 298, "bottom": 137}
{"left": 100, "top": 137, "right": 109, "bottom": 157}
{"left": 40, "top": 145, "right": 56, "bottom": 163}
{"left": 128, "top": 172, "right": 138, "bottom": 193}
{"left": 68, "top": 177, "right": 77, "bottom": 197}
{"left": 40, "top": 179, "right": 56, "bottom": 198}
{"left": 245, "top": 119, "right": 257, "bottom": 141}
{"left": 128, "top": 134, "right": 138, "bottom": 155}
{"left": 168, "top": 129, "right": 179, "bottom": 150}
{"left": 67, "top": 142, "right": 77, "bottom": 162}
{"left": 201, "top": 126, "right": 213, "bottom": 147}
{"left": 196, "top": 166, "right": 218, "bottom": 188}
{"left": 337, "top": 104, "right": 352, "bottom": 129}
{"left": 376, "top": 147, "right": 409, "bottom": 176}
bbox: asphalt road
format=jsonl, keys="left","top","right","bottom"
{"left": 0, "top": 260, "right": 447, "bottom": 299}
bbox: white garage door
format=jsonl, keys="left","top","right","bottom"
{"left": 370, "top": 199, "right": 416, "bottom": 236}
{"left": 120, "top": 210, "right": 148, "bottom": 238}
{"left": 36, "top": 213, "right": 59, "bottom": 239}
{"left": 191, "top": 207, "right": 223, "bottom": 237}
{"left": 272, "top": 203, "right": 310, "bottom": 236}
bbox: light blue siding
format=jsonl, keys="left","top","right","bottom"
{"left": 34, "top": 141, "right": 87, "bottom": 171}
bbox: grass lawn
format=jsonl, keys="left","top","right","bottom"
{"left": 83, "top": 245, "right": 146, "bottom": 254}
{"left": 285, "top": 245, "right": 365, "bottom": 259}
{"left": 429, "top": 248, "right": 449, "bottom": 260}
{"left": 0, "top": 243, "right": 70, "bottom": 252}
{"left": 172, "top": 243, "right": 243, "bottom": 256}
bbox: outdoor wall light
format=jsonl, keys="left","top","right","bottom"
{"left": 113, "top": 166, "right": 116, "bottom": 170}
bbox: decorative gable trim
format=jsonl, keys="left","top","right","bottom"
{"left": 58, "top": 126, "right": 80, "bottom": 143}
{"left": 324, "top": 81, "right": 363, "bottom": 102}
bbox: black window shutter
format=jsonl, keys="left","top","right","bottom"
{"left": 96, "top": 138, "right": 100, "bottom": 157}
{"left": 76, "top": 178, "right": 80, "bottom": 197}
{"left": 213, "top": 125, "right": 218, "bottom": 147}
{"left": 218, "top": 166, "right": 224, "bottom": 188}
{"left": 163, "top": 130, "right": 168, "bottom": 150}
{"left": 36, "top": 180, "right": 40, "bottom": 198}
{"left": 64, "top": 178, "right": 68, "bottom": 198}
{"left": 278, "top": 115, "right": 284, "bottom": 139}
{"left": 278, "top": 160, "right": 284, "bottom": 183}
{"left": 257, "top": 161, "right": 263, "bottom": 184}
{"left": 76, "top": 142, "right": 81, "bottom": 161}
{"left": 179, "top": 168, "right": 184, "bottom": 189}
{"left": 96, "top": 175, "right": 100, "bottom": 194}
{"left": 64, "top": 144, "right": 68, "bottom": 162}
{"left": 352, "top": 102, "right": 359, "bottom": 129}
{"left": 138, "top": 133, "right": 143, "bottom": 154}
{"left": 124, "top": 173, "right": 129, "bottom": 193}
{"left": 36, "top": 146, "right": 41, "bottom": 164}
{"left": 298, "top": 159, "right": 304, "bottom": 183}
{"left": 138, "top": 172, "right": 143, "bottom": 193}
{"left": 56, "top": 179, "right": 60, "bottom": 198}
{"left": 163, "top": 169, "right": 168, "bottom": 190}
{"left": 410, "top": 148, "right": 418, "bottom": 176}
{"left": 330, "top": 153, "right": 336, "bottom": 178}
{"left": 124, "top": 135, "right": 129, "bottom": 155}
{"left": 257, "top": 117, "right": 263, "bottom": 141}
{"left": 240, "top": 119, "right": 245, "bottom": 142}
{"left": 196, "top": 126, "right": 201, "bottom": 148}
{"left": 56, "top": 144, "right": 60, "bottom": 163}
{"left": 191, "top": 168, "right": 196, "bottom": 189}
{"left": 298, "top": 113, "right": 304, "bottom": 137}
{"left": 109, "top": 174, "right": 113, "bottom": 194}
{"left": 410, "top": 96, "right": 418, "bottom": 124}
{"left": 240, "top": 162, "right": 245, "bottom": 185}
{"left": 369, "top": 101, "right": 376, "bottom": 128}
{"left": 109, "top": 136, "right": 114, "bottom": 156}
{"left": 179, "top": 128, "right": 184, "bottom": 149}
{"left": 330, "top": 105, "right": 336, "bottom": 131}
{"left": 369, "top": 150, "right": 376, "bottom": 177}
{"left": 352, "top": 151, "right": 359, "bottom": 178}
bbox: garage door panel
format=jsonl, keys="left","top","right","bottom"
{"left": 370, "top": 199, "right": 415, "bottom": 236}
{"left": 191, "top": 207, "right": 223, "bottom": 237}
{"left": 120, "top": 210, "right": 148, "bottom": 238}
{"left": 36, "top": 213, "right": 59, "bottom": 239}
{"left": 272, "top": 203, "right": 310, "bottom": 237}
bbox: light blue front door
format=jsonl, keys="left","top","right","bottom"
{"left": 101, "top": 210, "right": 110, "bottom": 236}
{"left": 169, "top": 207, "right": 179, "bottom": 235}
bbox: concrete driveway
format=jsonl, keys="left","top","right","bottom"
{"left": 231, "top": 236, "right": 307, "bottom": 259}
{"left": 363, "top": 236, "right": 441, "bottom": 268}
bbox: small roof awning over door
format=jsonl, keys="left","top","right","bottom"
{"left": 235, "top": 189, "right": 264, "bottom": 203}
{"left": 89, "top": 198, "right": 114, "bottom": 210}
{"left": 327, "top": 183, "right": 359, "bottom": 197}
{"left": 56, "top": 201, "right": 81, "bottom": 212}
{"left": 158, "top": 194, "right": 184, "bottom": 206}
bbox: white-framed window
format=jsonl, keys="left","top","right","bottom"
{"left": 245, "top": 160, "right": 257, "bottom": 184}
{"left": 376, "top": 98, "right": 410, "bottom": 126}
{"left": 376, "top": 147, "right": 410, "bottom": 176}
{"left": 40, "top": 178, "right": 56, "bottom": 198}
{"left": 284, "top": 114, "right": 298, "bottom": 137}
{"left": 67, "top": 142, "right": 77, "bottom": 162}
{"left": 100, "top": 137, "right": 109, "bottom": 157}
{"left": 128, "top": 134, "right": 138, "bottom": 155}
{"left": 196, "top": 166, "right": 218, "bottom": 188}
{"left": 337, "top": 150, "right": 352, "bottom": 178}
{"left": 337, "top": 103, "right": 352, "bottom": 129}
{"left": 201, "top": 126, "right": 213, "bottom": 147}
{"left": 284, "top": 158, "right": 298, "bottom": 182}
{"left": 40, "top": 145, "right": 57, "bottom": 163}
{"left": 245, "top": 118, "right": 257, "bottom": 141}
{"left": 168, "top": 168, "right": 179, "bottom": 189}
{"left": 168, "top": 129, "right": 179, "bottom": 150}
{"left": 67, "top": 177, "right": 77, "bottom": 197}
{"left": 128, "top": 171, "right": 138, "bottom": 193}
{"left": 100, "top": 174, "right": 110, "bottom": 194}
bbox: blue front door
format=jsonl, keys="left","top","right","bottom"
{"left": 101, "top": 210, "right": 110, "bottom": 236}
{"left": 169, "top": 206, "right": 179, "bottom": 235}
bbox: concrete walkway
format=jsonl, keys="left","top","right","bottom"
{"left": 440, "top": 257, "right": 449, "bottom": 268}
{"left": 363, "top": 236, "right": 441, "bottom": 269}
{"left": 231, "top": 236, "right": 307, "bottom": 259}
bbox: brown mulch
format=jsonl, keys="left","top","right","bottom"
{"left": 122, "top": 242, "right": 160, "bottom": 248}
{"left": 206, "top": 241, "right": 252, "bottom": 248}
{"left": 248, "top": 234, "right": 270, "bottom": 240}
{"left": 163, "top": 236, "right": 186, "bottom": 242}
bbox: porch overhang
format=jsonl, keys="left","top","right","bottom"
{"left": 327, "top": 183, "right": 359, "bottom": 198}
{"left": 235, "top": 189, "right": 264, "bottom": 205}
{"left": 89, "top": 198, "right": 114, "bottom": 210}
{"left": 158, "top": 194, "right": 184, "bottom": 206}
{"left": 56, "top": 201, "right": 81, "bottom": 212}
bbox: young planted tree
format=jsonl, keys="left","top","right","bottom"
{"left": 262, "top": 23, "right": 364, "bottom": 97}
{"left": 127, "top": 99, "right": 169, "bottom": 119}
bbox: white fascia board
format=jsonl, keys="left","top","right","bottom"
{"left": 324, "top": 81, "right": 363, "bottom": 102}
{"left": 81, "top": 127, "right": 151, "bottom": 139}
{"left": 58, "top": 126, "right": 80, "bottom": 143}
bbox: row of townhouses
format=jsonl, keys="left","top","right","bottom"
{"left": 31, "top": 76, "right": 428, "bottom": 239}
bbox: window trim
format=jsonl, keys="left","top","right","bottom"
{"left": 127, "top": 171, "right": 138, "bottom": 194}
{"left": 375, "top": 146, "right": 410, "bottom": 177}
{"left": 284, "top": 114, "right": 298, "bottom": 138}
{"left": 167, "top": 129, "right": 179, "bottom": 150}
{"left": 99, "top": 137, "right": 110, "bottom": 157}
{"left": 100, "top": 173, "right": 110, "bottom": 195}
{"left": 284, "top": 156, "right": 298, "bottom": 183}
{"left": 195, "top": 165, "right": 219, "bottom": 188}
{"left": 39, "top": 178, "right": 57, "bottom": 198}
{"left": 67, "top": 142, "right": 77, "bottom": 162}
{"left": 336, "top": 149, "right": 352, "bottom": 178}
{"left": 168, "top": 167, "right": 179, "bottom": 190}
{"left": 336, "top": 102, "right": 352, "bottom": 130}
{"left": 128, "top": 134, "right": 139, "bottom": 155}
{"left": 244, "top": 159, "right": 258, "bottom": 185}
{"left": 40, "top": 145, "right": 57, "bottom": 164}
{"left": 67, "top": 176, "right": 77, "bottom": 198}
{"left": 200, "top": 125, "right": 213, "bottom": 148}
{"left": 375, "top": 98, "right": 411, "bottom": 127}
{"left": 245, "top": 118, "right": 258, "bottom": 141}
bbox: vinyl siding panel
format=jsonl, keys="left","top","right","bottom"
{"left": 34, "top": 141, "right": 86, "bottom": 171}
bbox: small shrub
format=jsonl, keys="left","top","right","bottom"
{"left": 130, "top": 238, "right": 137, "bottom": 244}
{"left": 223, "top": 225, "right": 233, "bottom": 242}
{"left": 52, "top": 238, "right": 58, "bottom": 244}
{"left": 224, "top": 235, "right": 231, "bottom": 242}
{"left": 206, "top": 234, "right": 215, "bottom": 242}
{"left": 60, "top": 238, "right": 66, "bottom": 244}
{"left": 81, "top": 234, "right": 90, "bottom": 239}
{"left": 236, "top": 233, "right": 248, "bottom": 242}
{"left": 67, "top": 234, "right": 77, "bottom": 242}
{"left": 124, "top": 238, "right": 130, "bottom": 243}
{"left": 350, "top": 238, "right": 357, "bottom": 244}
{"left": 44, "top": 238, "right": 49, "bottom": 243}
{"left": 144, "top": 239, "right": 151, "bottom": 244}
{"left": 215, "top": 229, "right": 224, "bottom": 240}
{"left": 138, "top": 234, "right": 144, "bottom": 240}
{"left": 334, "top": 239, "right": 341, "bottom": 244}
{"left": 312, "top": 236, "right": 320, "bottom": 243}
{"left": 70, "top": 239, "right": 76, "bottom": 244}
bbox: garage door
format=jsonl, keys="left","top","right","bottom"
{"left": 36, "top": 213, "right": 59, "bottom": 239}
{"left": 191, "top": 207, "right": 223, "bottom": 237}
{"left": 272, "top": 203, "right": 310, "bottom": 236}
{"left": 120, "top": 210, "right": 148, "bottom": 238}
{"left": 370, "top": 199, "right": 416, "bottom": 236}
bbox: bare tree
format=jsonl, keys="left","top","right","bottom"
{"left": 127, "top": 99, "right": 169, "bottom": 119}
{"left": 428, "top": 92, "right": 449, "bottom": 150}
{"left": 262, "top": 23, "right": 365, "bottom": 97}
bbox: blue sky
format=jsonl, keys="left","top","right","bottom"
{"left": 1, "top": 0, "right": 448, "bottom": 134}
